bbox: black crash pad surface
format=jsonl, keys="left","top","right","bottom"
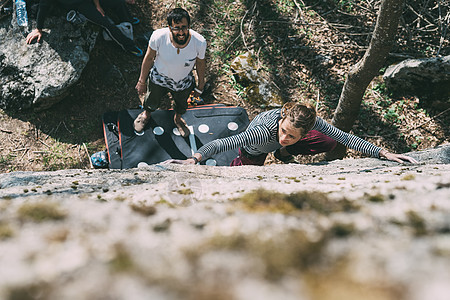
{"left": 103, "top": 105, "right": 250, "bottom": 169}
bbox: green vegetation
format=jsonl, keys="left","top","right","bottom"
{"left": 406, "top": 210, "right": 427, "bottom": 236}
{"left": 129, "top": 202, "right": 157, "bottom": 216}
{"left": 109, "top": 243, "right": 135, "bottom": 273}
{"left": 367, "top": 194, "right": 385, "bottom": 203}
{"left": 7, "top": 282, "right": 50, "bottom": 300}
{"left": 235, "top": 189, "right": 359, "bottom": 215}
{"left": 335, "top": 0, "right": 355, "bottom": 12}
{"left": 114, "top": 195, "right": 127, "bottom": 202}
{"left": 17, "top": 201, "right": 67, "bottom": 222}
{"left": 287, "top": 176, "right": 300, "bottom": 182}
{"left": 402, "top": 174, "right": 416, "bottom": 181}
{"left": 0, "top": 223, "right": 14, "bottom": 240}
{"left": 176, "top": 188, "right": 194, "bottom": 195}
{"left": 330, "top": 222, "right": 355, "bottom": 237}
{"left": 39, "top": 140, "right": 80, "bottom": 171}
{"left": 155, "top": 198, "right": 176, "bottom": 208}
{"left": 186, "top": 229, "right": 327, "bottom": 280}
{"left": 0, "top": 153, "right": 16, "bottom": 172}
{"left": 390, "top": 210, "right": 427, "bottom": 236}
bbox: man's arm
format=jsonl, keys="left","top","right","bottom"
{"left": 194, "top": 57, "right": 206, "bottom": 96}
{"left": 26, "top": 0, "right": 49, "bottom": 44}
{"left": 135, "top": 47, "right": 156, "bottom": 98}
{"left": 93, "top": 0, "right": 105, "bottom": 16}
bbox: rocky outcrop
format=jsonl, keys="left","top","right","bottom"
{"left": 230, "top": 52, "right": 284, "bottom": 108}
{"left": 383, "top": 55, "right": 450, "bottom": 105}
{"left": 0, "top": 145, "right": 449, "bottom": 299}
{"left": 0, "top": 14, "right": 98, "bottom": 111}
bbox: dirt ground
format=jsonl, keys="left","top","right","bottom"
{"left": 0, "top": 0, "right": 449, "bottom": 172}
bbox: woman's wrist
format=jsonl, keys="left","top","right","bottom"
{"left": 137, "top": 79, "right": 146, "bottom": 85}
{"left": 379, "top": 149, "right": 388, "bottom": 158}
{"left": 189, "top": 156, "right": 199, "bottom": 164}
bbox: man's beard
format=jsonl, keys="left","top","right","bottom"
{"left": 173, "top": 31, "right": 189, "bottom": 45}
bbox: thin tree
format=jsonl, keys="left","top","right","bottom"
{"left": 325, "top": 0, "right": 405, "bottom": 160}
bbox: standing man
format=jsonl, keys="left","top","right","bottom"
{"left": 134, "top": 7, "right": 207, "bottom": 137}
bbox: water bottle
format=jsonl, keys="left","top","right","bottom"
{"left": 15, "top": 0, "right": 28, "bottom": 28}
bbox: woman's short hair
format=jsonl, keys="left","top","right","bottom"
{"left": 167, "top": 8, "right": 191, "bottom": 27}
{"left": 281, "top": 102, "right": 317, "bottom": 135}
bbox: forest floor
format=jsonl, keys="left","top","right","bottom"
{"left": 0, "top": 0, "right": 449, "bottom": 172}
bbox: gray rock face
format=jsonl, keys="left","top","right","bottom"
{"left": 0, "top": 14, "right": 98, "bottom": 111}
{"left": 0, "top": 145, "right": 449, "bottom": 299}
{"left": 383, "top": 55, "right": 450, "bottom": 103}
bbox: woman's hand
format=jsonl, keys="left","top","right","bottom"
{"left": 380, "top": 150, "right": 418, "bottom": 164}
{"left": 26, "top": 29, "right": 43, "bottom": 44}
{"left": 160, "top": 158, "right": 197, "bottom": 165}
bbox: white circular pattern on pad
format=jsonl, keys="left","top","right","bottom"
{"left": 228, "top": 122, "right": 238, "bottom": 131}
{"left": 153, "top": 126, "right": 164, "bottom": 135}
{"left": 173, "top": 128, "right": 181, "bottom": 136}
{"left": 198, "top": 124, "right": 209, "bottom": 133}
{"left": 137, "top": 162, "right": 149, "bottom": 168}
{"left": 205, "top": 159, "right": 217, "bottom": 166}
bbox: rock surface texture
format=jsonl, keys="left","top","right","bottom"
{"left": 383, "top": 55, "right": 450, "bottom": 104}
{"left": 0, "top": 15, "right": 98, "bottom": 111}
{"left": 230, "top": 52, "right": 283, "bottom": 108}
{"left": 0, "top": 145, "right": 449, "bottom": 300}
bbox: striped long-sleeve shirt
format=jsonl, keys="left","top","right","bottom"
{"left": 196, "top": 108, "right": 382, "bottom": 161}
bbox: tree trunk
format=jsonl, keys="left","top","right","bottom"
{"left": 325, "top": 0, "right": 405, "bottom": 161}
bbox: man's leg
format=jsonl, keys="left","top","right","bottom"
{"left": 76, "top": 1, "right": 138, "bottom": 54}
{"left": 99, "top": 0, "right": 133, "bottom": 23}
{"left": 134, "top": 80, "right": 167, "bottom": 133}
{"left": 171, "top": 83, "right": 194, "bottom": 138}
{"left": 284, "top": 130, "right": 337, "bottom": 156}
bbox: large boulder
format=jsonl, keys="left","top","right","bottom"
{"left": 0, "top": 13, "right": 98, "bottom": 111}
{"left": 0, "top": 145, "right": 449, "bottom": 299}
{"left": 383, "top": 55, "right": 450, "bottom": 105}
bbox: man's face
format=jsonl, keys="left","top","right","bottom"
{"left": 170, "top": 18, "right": 190, "bottom": 45}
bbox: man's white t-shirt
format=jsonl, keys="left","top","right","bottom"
{"left": 149, "top": 28, "right": 206, "bottom": 86}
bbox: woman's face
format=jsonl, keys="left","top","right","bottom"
{"left": 278, "top": 119, "right": 303, "bottom": 146}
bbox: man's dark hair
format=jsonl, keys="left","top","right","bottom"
{"left": 167, "top": 8, "right": 191, "bottom": 27}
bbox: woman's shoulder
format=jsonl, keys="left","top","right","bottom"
{"left": 251, "top": 109, "right": 281, "bottom": 128}
{"left": 260, "top": 108, "right": 281, "bottom": 120}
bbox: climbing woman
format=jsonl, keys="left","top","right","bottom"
{"left": 168, "top": 101, "right": 418, "bottom": 166}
